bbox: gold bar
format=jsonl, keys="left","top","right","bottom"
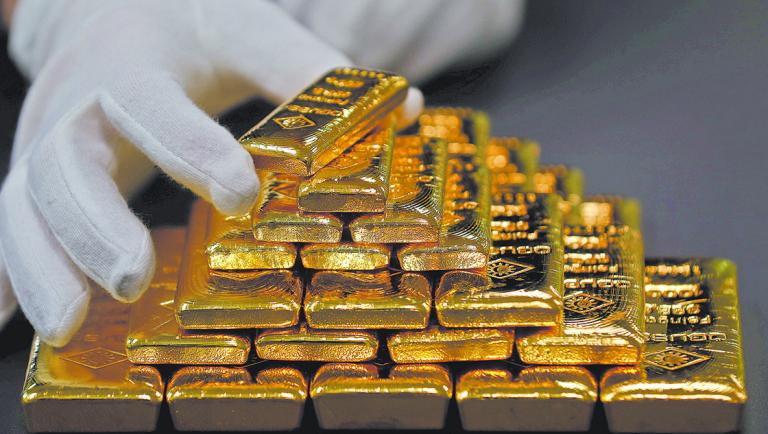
{"left": 255, "top": 323, "right": 378, "bottom": 362}
{"left": 534, "top": 165, "right": 584, "bottom": 216}
{"left": 251, "top": 171, "right": 344, "bottom": 243}
{"left": 240, "top": 67, "right": 408, "bottom": 176}
{"left": 127, "top": 228, "right": 250, "bottom": 365}
{"left": 22, "top": 293, "right": 163, "bottom": 432}
{"left": 300, "top": 242, "right": 391, "bottom": 270}
{"left": 388, "top": 326, "right": 514, "bottom": 363}
{"left": 298, "top": 124, "right": 394, "bottom": 212}
{"left": 415, "top": 106, "right": 491, "bottom": 148}
{"left": 569, "top": 194, "right": 641, "bottom": 230}
{"left": 436, "top": 193, "right": 564, "bottom": 327}
{"left": 487, "top": 137, "right": 540, "bottom": 192}
{"left": 457, "top": 363, "right": 597, "bottom": 431}
{"left": 601, "top": 258, "right": 746, "bottom": 433}
{"left": 311, "top": 363, "right": 452, "bottom": 430}
{"left": 167, "top": 366, "right": 307, "bottom": 431}
{"left": 305, "top": 268, "right": 431, "bottom": 329}
{"left": 206, "top": 206, "right": 296, "bottom": 270}
{"left": 176, "top": 201, "right": 303, "bottom": 329}
{"left": 349, "top": 135, "right": 448, "bottom": 243}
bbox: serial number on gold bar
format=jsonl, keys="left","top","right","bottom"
{"left": 415, "top": 106, "right": 490, "bottom": 148}
{"left": 240, "top": 67, "right": 408, "bottom": 176}
{"left": 487, "top": 137, "right": 541, "bottom": 193}
{"left": 533, "top": 165, "right": 584, "bottom": 216}
{"left": 255, "top": 323, "right": 378, "bottom": 362}
{"left": 387, "top": 325, "right": 515, "bottom": 363}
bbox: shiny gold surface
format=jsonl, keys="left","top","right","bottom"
{"left": 457, "top": 363, "right": 597, "bottom": 432}
{"left": 436, "top": 193, "right": 564, "bottom": 327}
{"left": 487, "top": 137, "right": 541, "bottom": 192}
{"left": 167, "top": 366, "right": 307, "bottom": 431}
{"left": 176, "top": 201, "right": 303, "bottom": 329}
{"left": 255, "top": 323, "right": 378, "bottom": 362}
{"left": 349, "top": 135, "right": 448, "bottom": 243}
{"left": 305, "top": 268, "right": 431, "bottom": 329}
{"left": 241, "top": 67, "right": 408, "bottom": 176}
{"left": 251, "top": 171, "right": 344, "bottom": 243}
{"left": 298, "top": 124, "right": 394, "bottom": 212}
{"left": 601, "top": 258, "right": 746, "bottom": 433}
{"left": 569, "top": 194, "right": 641, "bottom": 230}
{"left": 534, "top": 165, "right": 584, "bottom": 216}
{"left": 311, "top": 363, "right": 452, "bottom": 430}
{"left": 388, "top": 325, "right": 515, "bottom": 363}
{"left": 22, "top": 293, "right": 163, "bottom": 433}
{"left": 206, "top": 206, "right": 296, "bottom": 270}
{"left": 416, "top": 106, "right": 491, "bottom": 148}
{"left": 300, "top": 242, "right": 391, "bottom": 270}
{"left": 127, "top": 228, "right": 250, "bottom": 365}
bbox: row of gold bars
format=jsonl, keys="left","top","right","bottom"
{"left": 21, "top": 68, "right": 745, "bottom": 433}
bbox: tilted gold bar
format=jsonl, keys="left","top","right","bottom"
{"left": 601, "top": 258, "right": 746, "bottom": 433}
{"left": 298, "top": 124, "right": 394, "bottom": 212}
{"left": 311, "top": 363, "right": 452, "bottom": 430}
{"left": 22, "top": 293, "right": 163, "bottom": 433}
{"left": 457, "top": 363, "right": 597, "bottom": 432}
{"left": 436, "top": 193, "right": 564, "bottom": 327}
{"left": 569, "top": 194, "right": 641, "bottom": 230}
{"left": 300, "top": 242, "right": 391, "bottom": 270}
{"left": 240, "top": 67, "right": 408, "bottom": 176}
{"left": 251, "top": 171, "right": 344, "bottom": 243}
{"left": 388, "top": 325, "right": 515, "bottom": 363}
{"left": 305, "top": 268, "right": 431, "bottom": 329}
{"left": 487, "top": 137, "right": 540, "bottom": 192}
{"left": 167, "top": 366, "right": 307, "bottom": 431}
{"left": 127, "top": 228, "right": 250, "bottom": 365}
{"left": 176, "top": 201, "right": 302, "bottom": 329}
{"left": 534, "top": 165, "right": 584, "bottom": 216}
{"left": 349, "top": 135, "right": 448, "bottom": 243}
{"left": 415, "top": 106, "right": 491, "bottom": 148}
{"left": 255, "top": 323, "right": 378, "bottom": 362}
{"left": 206, "top": 206, "right": 296, "bottom": 270}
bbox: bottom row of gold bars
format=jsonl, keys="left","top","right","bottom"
{"left": 22, "top": 108, "right": 745, "bottom": 433}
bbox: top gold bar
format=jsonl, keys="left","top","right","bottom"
{"left": 240, "top": 68, "right": 408, "bottom": 176}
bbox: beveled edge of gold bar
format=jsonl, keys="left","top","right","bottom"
{"left": 516, "top": 335, "right": 644, "bottom": 365}
{"left": 487, "top": 136, "right": 541, "bottom": 192}
{"left": 126, "top": 333, "right": 251, "bottom": 366}
{"left": 387, "top": 326, "right": 515, "bottom": 363}
{"left": 300, "top": 243, "right": 391, "bottom": 270}
{"left": 255, "top": 324, "right": 378, "bottom": 362}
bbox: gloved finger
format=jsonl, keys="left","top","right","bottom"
{"left": 28, "top": 96, "right": 155, "bottom": 303}
{"left": 0, "top": 255, "right": 18, "bottom": 330}
{"left": 106, "top": 74, "right": 259, "bottom": 216}
{"left": 0, "top": 164, "right": 91, "bottom": 346}
{"left": 396, "top": 87, "right": 424, "bottom": 130}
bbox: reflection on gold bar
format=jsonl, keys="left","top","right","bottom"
{"left": 388, "top": 326, "right": 514, "bottom": 363}
{"left": 517, "top": 202, "right": 645, "bottom": 364}
{"left": 457, "top": 364, "right": 597, "bottom": 432}
{"left": 206, "top": 207, "right": 296, "bottom": 270}
{"left": 305, "top": 268, "right": 431, "bottom": 329}
{"left": 241, "top": 67, "right": 408, "bottom": 176}
{"left": 176, "top": 201, "right": 302, "bottom": 329}
{"left": 349, "top": 135, "right": 448, "bottom": 243}
{"left": 22, "top": 293, "right": 163, "bottom": 433}
{"left": 487, "top": 137, "right": 540, "bottom": 192}
{"left": 298, "top": 125, "right": 394, "bottom": 213}
{"left": 311, "top": 363, "right": 452, "bottom": 430}
{"left": 416, "top": 106, "right": 490, "bottom": 148}
{"left": 252, "top": 171, "right": 343, "bottom": 243}
{"left": 255, "top": 323, "right": 378, "bottom": 362}
{"left": 167, "top": 366, "right": 307, "bottom": 431}
{"left": 601, "top": 258, "right": 746, "bottom": 433}
{"left": 570, "top": 194, "right": 641, "bottom": 230}
{"left": 300, "top": 242, "right": 391, "bottom": 270}
{"left": 436, "top": 193, "right": 563, "bottom": 327}
{"left": 127, "top": 228, "right": 250, "bottom": 365}
{"left": 534, "top": 165, "right": 584, "bottom": 216}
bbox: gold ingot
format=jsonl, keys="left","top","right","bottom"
{"left": 255, "top": 323, "right": 378, "bottom": 362}
{"left": 252, "top": 171, "right": 343, "bottom": 243}
{"left": 601, "top": 258, "right": 746, "bottom": 433}
{"left": 176, "top": 201, "right": 302, "bottom": 329}
{"left": 300, "top": 242, "right": 391, "bottom": 270}
{"left": 127, "top": 228, "right": 250, "bottom": 365}
{"left": 167, "top": 366, "right": 307, "bottom": 431}
{"left": 416, "top": 106, "right": 491, "bottom": 148}
{"left": 206, "top": 206, "right": 296, "bottom": 270}
{"left": 305, "top": 268, "right": 431, "bottom": 329}
{"left": 311, "top": 363, "right": 452, "bottom": 430}
{"left": 298, "top": 124, "right": 394, "bottom": 212}
{"left": 349, "top": 135, "right": 448, "bottom": 243}
{"left": 437, "top": 193, "right": 564, "bottom": 327}
{"left": 534, "top": 165, "right": 584, "bottom": 216}
{"left": 241, "top": 67, "right": 408, "bottom": 176}
{"left": 570, "top": 194, "right": 641, "bottom": 230}
{"left": 388, "top": 325, "right": 515, "bottom": 363}
{"left": 457, "top": 364, "right": 597, "bottom": 431}
{"left": 487, "top": 137, "right": 540, "bottom": 192}
{"left": 22, "top": 292, "right": 163, "bottom": 433}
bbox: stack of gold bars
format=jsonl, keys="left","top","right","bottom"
{"left": 21, "top": 68, "right": 746, "bottom": 433}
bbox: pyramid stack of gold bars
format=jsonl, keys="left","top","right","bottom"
{"left": 21, "top": 68, "right": 746, "bottom": 433}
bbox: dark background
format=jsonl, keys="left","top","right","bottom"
{"left": 1, "top": 1, "right": 767, "bottom": 433}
